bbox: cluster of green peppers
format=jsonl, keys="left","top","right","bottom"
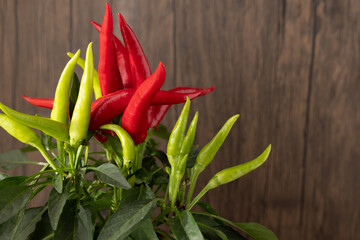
{"left": 165, "top": 98, "right": 272, "bottom": 211}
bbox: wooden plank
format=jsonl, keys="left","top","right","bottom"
{"left": 174, "top": 1, "right": 312, "bottom": 239}
{"left": 303, "top": 0, "right": 360, "bottom": 239}
{"left": 0, "top": 0, "right": 71, "bottom": 206}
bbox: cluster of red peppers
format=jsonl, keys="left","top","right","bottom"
{"left": 22, "top": 3, "right": 214, "bottom": 145}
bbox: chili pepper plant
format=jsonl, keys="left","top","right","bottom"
{"left": 0, "top": 4, "right": 278, "bottom": 240}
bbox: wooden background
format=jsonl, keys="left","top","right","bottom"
{"left": 1, "top": 0, "right": 359, "bottom": 239}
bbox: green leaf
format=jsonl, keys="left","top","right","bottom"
{"left": 11, "top": 207, "right": 45, "bottom": 240}
{"left": 151, "top": 124, "right": 170, "bottom": 140}
{"left": 97, "top": 199, "right": 157, "bottom": 240}
{"left": 91, "top": 163, "right": 131, "bottom": 189}
{"left": 194, "top": 215, "right": 245, "bottom": 240}
{"left": 29, "top": 210, "right": 53, "bottom": 240}
{"left": 53, "top": 174, "right": 63, "bottom": 194}
{"left": 83, "top": 196, "right": 112, "bottom": 211}
{"left": 120, "top": 185, "right": 155, "bottom": 207}
{"left": 0, "top": 212, "right": 18, "bottom": 239}
{"left": 0, "top": 172, "right": 9, "bottom": 180}
{"left": 0, "top": 149, "right": 45, "bottom": 170}
{"left": 48, "top": 186, "right": 69, "bottom": 230}
{"left": 0, "top": 177, "right": 32, "bottom": 225}
{"left": 129, "top": 219, "right": 159, "bottom": 240}
{"left": 186, "top": 147, "right": 200, "bottom": 168}
{"left": 170, "top": 211, "right": 204, "bottom": 240}
{"left": 197, "top": 222, "right": 228, "bottom": 240}
{"left": 170, "top": 215, "right": 188, "bottom": 239}
{"left": 76, "top": 205, "right": 94, "bottom": 240}
{"left": 234, "top": 223, "right": 278, "bottom": 240}
{"left": 54, "top": 200, "right": 78, "bottom": 240}
{"left": 191, "top": 212, "right": 277, "bottom": 240}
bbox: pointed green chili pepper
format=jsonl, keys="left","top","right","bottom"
{"left": 0, "top": 103, "right": 69, "bottom": 142}
{"left": 169, "top": 154, "right": 188, "bottom": 209}
{"left": 100, "top": 124, "right": 135, "bottom": 170}
{"left": 167, "top": 98, "right": 193, "bottom": 209}
{"left": 51, "top": 49, "right": 80, "bottom": 125}
{"left": 69, "top": 42, "right": 94, "bottom": 147}
{"left": 67, "top": 52, "right": 102, "bottom": 100}
{"left": 188, "top": 145, "right": 271, "bottom": 210}
{"left": 167, "top": 97, "right": 190, "bottom": 160}
{"left": 194, "top": 114, "right": 239, "bottom": 174}
{"left": 180, "top": 111, "right": 198, "bottom": 156}
{"left": 187, "top": 114, "right": 239, "bottom": 207}
{"left": 0, "top": 114, "right": 59, "bottom": 171}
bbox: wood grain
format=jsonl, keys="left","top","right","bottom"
{"left": 0, "top": 0, "right": 359, "bottom": 239}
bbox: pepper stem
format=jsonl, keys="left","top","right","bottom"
{"left": 186, "top": 173, "right": 199, "bottom": 208}
{"left": 34, "top": 144, "right": 60, "bottom": 173}
{"left": 187, "top": 183, "right": 213, "bottom": 210}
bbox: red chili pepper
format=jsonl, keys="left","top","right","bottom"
{"left": 22, "top": 95, "right": 53, "bottom": 109}
{"left": 121, "top": 62, "right": 166, "bottom": 144}
{"left": 90, "top": 20, "right": 134, "bottom": 89}
{"left": 98, "top": 3, "right": 123, "bottom": 96}
{"left": 89, "top": 89, "right": 134, "bottom": 130}
{"left": 118, "top": 13, "right": 151, "bottom": 88}
{"left": 150, "top": 105, "right": 171, "bottom": 128}
{"left": 149, "top": 86, "right": 215, "bottom": 128}
{"left": 23, "top": 87, "right": 212, "bottom": 131}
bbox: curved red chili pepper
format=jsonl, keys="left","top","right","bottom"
{"left": 89, "top": 89, "right": 134, "bottom": 130}
{"left": 98, "top": 3, "right": 123, "bottom": 95}
{"left": 150, "top": 105, "right": 172, "bottom": 128}
{"left": 90, "top": 20, "right": 134, "bottom": 89}
{"left": 149, "top": 85, "right": 215, "bottom": 128}
{"left": 22, "top": 95, "right": 54, "bottom": 109}
{"left": 118, "top": 13, "right": 151, "bottom": 88}
{"left": 121, "top": 62, "right": 166, "bottom": 144}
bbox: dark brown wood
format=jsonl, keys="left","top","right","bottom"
{"left": 0, "top": 0, "right": 359, "bottom": 239}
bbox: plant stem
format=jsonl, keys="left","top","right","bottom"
{"left": 35, "top": 144, "right": 60, "bottom": 173}
{"left": 186, "top": 173, "right": 198, "bottom": 208}
{"left": 187, "top": 183, "right": 212, "bottom": 210}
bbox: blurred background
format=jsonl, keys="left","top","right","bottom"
{"left": 1, "top": 0, "right": 359, "bottom": 239}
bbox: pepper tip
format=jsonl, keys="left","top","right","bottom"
{"left": 118, "top": 13, "right": 126, "bottom": 25}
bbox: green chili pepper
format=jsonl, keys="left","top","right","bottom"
{"left": 187, "top": 114, "right": 239, "bottom": 207}
{"left": 67, "top": 52, "right": 102, "bottom": 100}
{"left": 0, "top": 102, "right": 69, "bottom": 142}
{"left": 100, "top": 124, "right": 135, "bottom": 170}
{"left": 0, "top": 114, "right": 59, "bottom": 171}
{"left": 180, "top": 111, "right": 198, "bottom": 156}
{"left": 169, "top": 154, "right": 188, "bottom": 209}
{"left": 51, "top": 49, "right": 80, "bottom": 125}
{"left": 188, "top": 145, "right": 271, "bottom": 210}
{"left": 69, "top": 42, "right": 94, "bottom": 147}
{"left": 194, "top": 114, "right": 239, "bottom": 174}
{"left": 167, "top": 97, "right": 190, "bottom": 160}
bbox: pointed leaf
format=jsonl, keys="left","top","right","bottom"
{"left": 0, "top": 172, "right": 9, "bottom": 180}
{"left": 0, "top": 177, "right": 32, "bottom": 225}
{"left": 76, "top": 206, "right": 94, "bottom": 240}
{"left": 53, "top": 174, "right": 63, "bottom": 194}
{"left": 191, "top": 212, "right": 277, "bottom": 240}
{"left": 170, "top": 211, "right": 204, "bottom": 240}
{"left": 197, "top": 222, "right": 228, "bottom": 240}
{"left": 91, "top": 163, "right": 131, "bottom": 189}
{"left": 48, "top": 187, "right": 69, "bottom": 230}
{"left": 54, "top": 200, "right": 78, "bottom": 240}
{"left": 11, "top": 207, "right": 45, "bottom": 240}
{"left": 0, "top": 149, "right": 44, "bottom": 170}
{"left": 129, "top": 219, "right": 158, "bottom": 240}
{"left": 29, "top": 210, "right": 53, "bottom": 240}
{"left": 234, "top": 223, "right": 278, "bottom": 240}
{"left": 98, "top": 199, "right": 156, "bottom": 240}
